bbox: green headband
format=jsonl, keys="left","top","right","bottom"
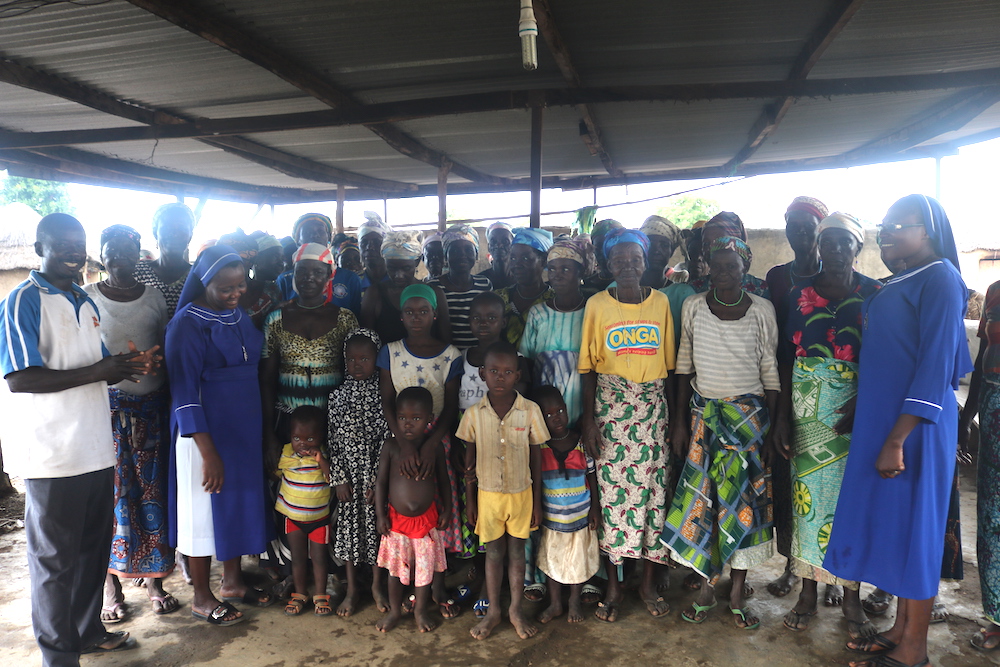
{"left": 400, "top": 283, "right": 437, "bottom": 310}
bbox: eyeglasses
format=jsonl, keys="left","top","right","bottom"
{"left": 876, "top": 222, "right": 924, "bottom": 234}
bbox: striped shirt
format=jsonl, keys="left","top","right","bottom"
{"left": 456, "top": 392, "right": 550, "bottom": 494}
{"left": 275, "top": 443, "right": 331, "bottom": 523}
{"left": 427, "top": 274, "right": 492, "bottom": 350}
{"left": 540, "top": 442, "right": 595, "bottom": 533}
{"left": 676, "top": 292, "right": 780, "bottom": 399}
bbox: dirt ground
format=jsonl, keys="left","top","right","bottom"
{"left": 0, "top": 465, "right": 996, "bottom": 667}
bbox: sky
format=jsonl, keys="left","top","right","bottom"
{"left": 5, "top": 136, "right": 999, "bottom": 257}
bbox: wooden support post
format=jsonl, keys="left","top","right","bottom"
{"left": 438, "top": 159, "right": 451, "bottom": 232}
{"left": 336, "top": 184, "right": 345, "bottom": 235}
{"left": 530, "top": 106, "right": 543, "bottom": 228}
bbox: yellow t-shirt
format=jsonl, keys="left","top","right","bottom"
{"left": 578, "top": 289, "right": 675, "bottom": 384}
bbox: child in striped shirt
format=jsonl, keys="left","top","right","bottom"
{"left": 275, "top": 405, "right": 333, "bottom": 616}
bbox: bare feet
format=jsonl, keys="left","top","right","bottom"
{"left": 784, "top": 584, "right": 817, "bottom": 631}
{"left": 375, "top": 608, "right": 401, "bottom": 633}
{"left": 509, "top": 607, "right": 538, "bottom": 639}
{"left": 336, "top": 589, "right": 360, "bottom": 617}
{"left": 567, "top": 597, "right": 585, "bottom": 623}
{"left": 415, "top": 609, "right": 437, "bottom": 633}
{"left": 842, "top": 591, "right": 875, "bottom": 639}
{"left": 930, "top": 601, "right": 948, "bottom": 623}
{"left": 372, "top": 582, "right": 390, "bottom": 614}
{"left": 766, "top": 569, "right": 799, "bottom": 598}
{"left": 824, "top": 584, "right": 844, "bottom": 607}
{"left": 470, "top": 608, "right": 502, "bottom": 640}
{"left": 539, "top": 599, "right": 563, "bottom": 624}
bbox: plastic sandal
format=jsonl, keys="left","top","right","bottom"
{"left": 730, "top": 605, "right": 760, "bottom": 630}
{"left": 284, "top": 593, "right": 308, "bottom": 616}
{"left": 313, "top": 594, "right": 332, "bottom": 616}
{"left": 473, "top": 598, "right": 490, "bottom": 618}
{"left": 681, "top": 600, "right": 717, "bottom": 624}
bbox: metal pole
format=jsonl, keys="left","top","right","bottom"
{"left": 530, "top": 105, "right": 543, "bottom": 228}
{"left": 336, "top": 184, "right": 345, "bottom": 235}
{"left": 438, "top": 160, "right": 451, "bottom": 232}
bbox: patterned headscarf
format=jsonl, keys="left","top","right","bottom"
{"left": 705, "top": 212, "right": 747, "bottom": 241}
{"left": 548, "top": 236, "right": 596, "bottom": 277}
{"left": 894, "top": 194, "right": 961, "bottom": 272}
{"left": 512, "top": 227, "right": 554, "bottom": 253}
{"left": 344, "top": 327, "right": 382, "bottom": 356}
{"left": 337, "top": 238, "right": 359, "bottom": 258}
{"left": 100, "top": 224, "right": 141, "bottom": 251}
{"left": 602, "top": 228, "right": 650, "bottom": 259}
{"left": 421, "top": 231, "right": 443, "bottom": 249}
{"left": 786, "top": 196, "right": 830, "bottom": 222}
{"left": 218, "top": 230, "right": 257, "bottom": 261}
{"left": 293, "top": 242, "right": 335, "bottom": 265}
{"left": 487, "top": 221, "right": 514, "bottom": 236}
{"left": 256, "top": 234, "right": 281, "bottom": 253}
{"left": 291, "top": 213, "right": 333, "bottom": 244}
{"left": 707, "top": 235, "right": 753, "bottom": 270}
{"left": 442, "top": 223, "right": 480, "bottom": 255}
{"left": 818, "top": 212, "right": 864, "bottom": 247}
{"left": 639, "top": 215, "right": 681, "bottom": 247}
{"left": 177, "top": 244, "right": 243, "bottom": 311}
{"left": 400, "top": 283, "right": 437, "bottom": 309}
{"left": 358, "top": 211, "right": 391, "bottom": 240}
{"left": 380, "top": 231, "right": 421, "bottom": 261}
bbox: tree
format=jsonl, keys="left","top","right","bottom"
{"left": 0, "top": 174, "right": 74, "bottom": 216}
{"left": 656, "top": 195, "right": 720, "bottom": 229}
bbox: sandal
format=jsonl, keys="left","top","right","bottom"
{"left": 439, "top": 598, "right": 461, "bottom": 619}
{"left": 972, "top": 626, "right": 1000, "bottom": 651}
{"left": 642, "top": 595, "right": 670, "bottom": 617}
{"left": 223, "top": 586, "right": 275, "bottom": 608}
{"left": 580, "top": 583, "right": 602, "bottom": 604}
{"left": 150, "top": 593, "right": 180, "bottom": 615}
{"left": 594, "top": 600, "right": 619, "bottom": 623}
{"left": 929, "top": 601, "right": 948, "bottom": 624}
{"left": 313, "top": 594, "right": 332, "bottom": 616}
{"left": 862, "top": 589, "right": 894, "bottom": 616}
{"left": 782, "top": 609, "right": 816, "bottom": 631}
{"left": 284, "top": 593, "right": 308, "bottom": 616}
{"left": 100, "top": 601, "right": 127, "bottom": 624}
{"left": 81, "top": 631, "right": 137, "bottom": 654}
{"left": 680, "top": 600, "right": 717, "bottom": 624}
{"left": 523, "top": 583, "right": 546, "bottom": 602}
{"left": 848, "top": 656, "right": 928, "bottom": 667}
{"left": 730, "top": 605, "right": 760, "bottom": 630}
{"left": 453, "top": 584, "right": 475, "bottom": 603}
{"left": 192, "top": 601, "right": 244, "bottom": 626}
{"left": 846, "top": 633, "right": 897, "bottom": 654}
{"left": 473, "top": 598, "right": 490, "bottom": 618}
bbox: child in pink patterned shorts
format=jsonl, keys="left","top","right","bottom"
{"left": 374, "top": 387, "right": 452, "bottom": 633}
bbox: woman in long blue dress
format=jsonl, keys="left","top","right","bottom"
{"left": 167, "top": 245, "right": 274, "bottom": 625}
{"left": 824, "top": 195, "right": 971, "bottom": 667}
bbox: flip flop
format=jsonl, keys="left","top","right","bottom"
{"left": 848, "top": 656, "right": 929, "bottom": 667}
{"left": 580, "top": 583, "right": 602, "bottom": 604}
{"left": 929, "top": 601, "right": 948, "bottom": 624}
{"left": 642, "top": 596, "right": 670, "bottom": 617}
{"left": 594, "top": 601, "right": 619, "bottom": 623}
{"left": 150, "top": 593, "right": 180, "bottom": 615}
{"left": 862, "top": 590, "right": 894, "bottom": 616}
{"left": 192, "top": 601, "right": 244, "bottom": 626}
{"left": 472, "top": 598, "right": 490, "bottom": 618}
{"left": 730, "top": 605, "right": 760, "bottom": 630}
{"left": 783, "top": 609, "right": 817, "bottom": 631}
{"left": 81, "top": 631, "right": 137, "bottom": 654}
{"left": 439, "top": 598, "right": 461, "bottom": 619}
{"left": 972, "top": 627, "right": 1000, "bottom": 651}
{"left": 453, "top": 584, "right": 475, "bottom": 603}
{"left": 680, "top": 600, "right": 717, "bottom": 624}
{"left": 222, "top": 586, "right": 274, "bottom": 608}
{"left": 100, "top": 602, "right": 127, "bottom": 624}
{"left": 523, "top": 583, "right": 546, "bottom": 602}
{"left": 846, "top": 633, "right": 897, "bottom": 654}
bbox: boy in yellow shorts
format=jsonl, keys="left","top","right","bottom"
{"left": 459, "top": 341, "right": 549, "bottom": 640}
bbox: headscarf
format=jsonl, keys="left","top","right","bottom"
{"left": 421, "top": 232, "right": 443, "bottom": 249}
{"left": 218, "top": 230, "right": 257, "bottom": 261}
{"left": 487, "top": 221, "right": 514, "bottom": 236}
{"left": 358, "top": 211, "right": 391, "bottom": 240}
{"left": 293, "top": 242, "right": 335, "bottom": 265}
{"left": 592, "top": 218, "right": 623, "bottom": 241}
{"left": 705, "top": 212, "right": 747, "bottom": 241}
{"left": 176, "top": 244, "right": 243, "bottom": 311}
{"left": 256, "top": 234, "right": 281, "bottom": 253}
{"left": 817, "top": 212, "right": 864, "bottom": 247}
{"left": 100, "top": 224, "right": 141, "bottom": 251}
{"left": 602, "top": 228, "right": 650, "bottom": 259}
{"left": 344, "top": 327, "right": 382, "bottom": 357}
{"left": 639, "top": 215, "right": 681, "bottom": 247}
{"left": 400, "top": 283, "right": 437, "bottom": 309}
{"left": 548, "top": 236, "right": 596, "bottom": 276}
{"left": 291, "top": 213, "right": 333, "bottom": 243}
{"left": 785, "top": 196, "right": 829, "bottom": 222}
{"left": 152, "top": 202, "right": 195, "bottom": 235}
{"left": 894, "top": 194, "right": 961, "bottom": 272}
{"left": 512, "top": 227, "right": 554, "bottom": 253}
{"left": 442, "top": 223, "right": 479, "bottom": 255}
{"left": 380, "top": 231, "right": 422, "bottom": 261}
{"left": 706, "top": 235, "right": 753, "bottom": 270}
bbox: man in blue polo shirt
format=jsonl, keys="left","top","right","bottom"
{"left": 0, "top": 213, "right": 156, "bottom": 666}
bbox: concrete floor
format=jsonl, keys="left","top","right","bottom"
{"left": 0, "top": 463, "right": 995, "bottom": 667}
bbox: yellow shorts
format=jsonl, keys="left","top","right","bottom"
{"left": 475, "top": 488, "right": 533, "bottom": 543}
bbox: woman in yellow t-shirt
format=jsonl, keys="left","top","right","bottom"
{"left": 578, "top": 228, "right": 676, "bottom": 623}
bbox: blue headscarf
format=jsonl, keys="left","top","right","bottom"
{"left": 176, "top": 244, "right": 244, "bottom": 311}
{"left": 602, "top": 228, "right": 649, "bottom": 260}
{"left": 894, "top": 194, "right": 961, "bottom": 273}
{"left": 512, "top": 227, "right": 553, "bottom": 253}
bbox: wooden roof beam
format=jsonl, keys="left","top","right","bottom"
{"left": 123, "top": 0, "right": 509, "bottom": 185}
{"left": 0, "top": 57, "right": 410, "bottom": 192}
{"left": 533, "top": 0, "right": 621, "bottom": 178}
{"left": 723, "top": 0, "right": 867, "bottom": 173}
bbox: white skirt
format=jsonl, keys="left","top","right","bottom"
{"left": 536, "top": 525, "right": 600, "bottom": 585}
{"left": 175, "top": 435, "right": 217, "bottom": 558}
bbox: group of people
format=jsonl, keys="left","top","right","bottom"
{"left": 0, "top": 193, "right": 996, "bottom": 667}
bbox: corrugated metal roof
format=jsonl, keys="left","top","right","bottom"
{"left": 0, "top": 0, "right": 997, "bottom": 202}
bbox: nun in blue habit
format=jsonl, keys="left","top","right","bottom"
{"left": 823, "top": 195, "right": 971, "bottom": 666}
{"left": 166, "top": 245, "right": 274, "bottom": 625}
